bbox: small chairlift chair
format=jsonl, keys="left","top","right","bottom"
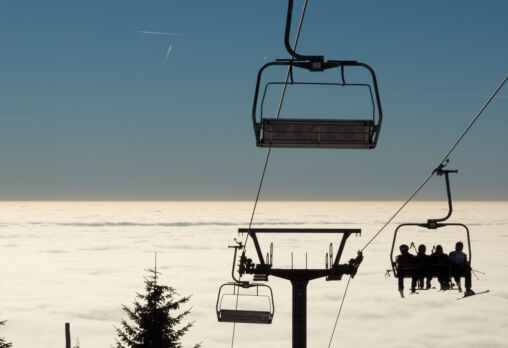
{"left": 389, "top": 162, "right": 473, "bottom": 292}
{"left": 216, "top": 241, "right": 275, "bottom": 324}
{"left": 216, "top": 282, "right": 274, "bottom": 324}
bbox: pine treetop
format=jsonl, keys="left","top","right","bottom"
{"left": 114, "top": 268, "right": 201, "bottom": 348}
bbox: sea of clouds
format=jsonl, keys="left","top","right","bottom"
{"left": 0, "top": 201, "right": 507, "bottom": 347}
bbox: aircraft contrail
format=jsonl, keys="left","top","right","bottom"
{"left": 138, "top": 30, "right": 191, "bottom": 37}
{"left": 164, "top": 45, "right": 172, "bottom": 63}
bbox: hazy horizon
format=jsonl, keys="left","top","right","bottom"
{"left": 1, "top": 199, "right": 508, "bottom": 202}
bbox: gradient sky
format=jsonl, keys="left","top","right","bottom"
{"left": 0, "top": 0, "right": 507, "bottom": 200}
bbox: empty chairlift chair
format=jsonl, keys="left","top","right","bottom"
{"left": 216, "top": 282, "right": 274, "bottom": 324}
{"left": 252, "top": 61, "right": 383, "bottom": 149}
{"left": 251, "top": 0, "right": 382, "bottom": 149}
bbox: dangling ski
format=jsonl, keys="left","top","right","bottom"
{"left": 457, "top": 290, "right": 490, "bottom": 300}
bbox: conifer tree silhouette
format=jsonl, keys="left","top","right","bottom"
{"left": 0, "top": 321, "right": 12, "bottom": 348}
{"left": 114, "top": 257, "right": 201, "bottom": 348}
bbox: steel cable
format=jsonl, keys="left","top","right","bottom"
{"left": 230, "top": 2, "right": 310, "bottom": 347}
{"left": 361, "top": 74, "right": 507, "bottom": 253}
{"left": 327, "top": 275, "right": 351, "bottom": 348}
{"left": 244, "top": 0, "right": 310, "bottom": 247}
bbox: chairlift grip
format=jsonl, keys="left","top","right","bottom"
{"left": 229, "top": 242, "right": 247, "bottom": 283}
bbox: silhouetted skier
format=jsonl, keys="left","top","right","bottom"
{"left": 431, "top": 245, "right": 451, "bottom": 290}
{"left": 395, "top": 244, "right": 416, "bottom": 298}
{"left": 449, "top": 241, "right": 475, "bottom": 296}
{"left": 413, "top": 244, "right": 432, "bottom": 289}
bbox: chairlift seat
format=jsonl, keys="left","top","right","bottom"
{"left": 258, "top": 118, "right": 376, "bottom": 149}
{"left": 218, "top": 309, "right": 273, "bottom": 324}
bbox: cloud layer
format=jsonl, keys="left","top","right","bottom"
{"left": 0, "top": 201, "right": 506, "bottom": 347}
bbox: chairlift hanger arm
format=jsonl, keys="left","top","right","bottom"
{"left": 438, "top": 171, "right": 453, "bottom": 222}
{"left": 284, "top": 0, "right": 323, "bottom": 62}
{"left": 429, "top": 162, "right": 459, "bottom": 224}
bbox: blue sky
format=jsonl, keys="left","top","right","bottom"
{"left": 0, "top": 0, "right": 507, "bottom": 200}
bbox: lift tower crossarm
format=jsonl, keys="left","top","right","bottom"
{"left": 238, "top": 228, "right": 360, "bottom": 267}
{"left": 239, "top": 228, "right": 361, "bottom": 233}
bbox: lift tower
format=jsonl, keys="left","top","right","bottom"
{"left": 238, "top": 228, "right": 363, "bottom": 348}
